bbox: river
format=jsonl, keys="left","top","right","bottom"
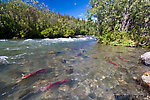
{"left": 0, "top": 36, "right": 149, "bottom": 100}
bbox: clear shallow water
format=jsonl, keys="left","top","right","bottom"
{"left": 0, "top": 37, "right": 149, "bottom": 100}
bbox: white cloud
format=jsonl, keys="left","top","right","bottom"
{"left": 91, "top": 17, "right": 98, "bottom": 22}
{"left": 74, "top": 3, "right": 77, "bottom": 6}
{"left": 79, "top": 18, "right": 83, "bottom": 21}
{"left": 78, "top": 13, "right": 84, "bottom": 17}
{"left": 94, "top": 18, "right": 97, "bottom": 21}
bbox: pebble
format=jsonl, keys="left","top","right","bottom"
{"left": 102, "top": 76, "right": 106, "bottom": 79}
{"left": 59, "top": 85, "right": 69, "bottom": 92}
{"left": 118, "top": 79, "right": 127, "bottom": 85}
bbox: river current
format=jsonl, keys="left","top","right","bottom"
{"left": 0, "top": 36, "right": 149, "bottom": 100}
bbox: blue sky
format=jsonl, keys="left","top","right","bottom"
{"left": 38, "top": 0, "right": 90, "bottom": 19}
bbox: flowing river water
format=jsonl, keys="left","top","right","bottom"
{"left": 0, "top": 37, "right": 149, "bottom": 100}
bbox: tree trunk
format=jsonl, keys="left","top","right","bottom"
{"left": 121, "top": 12, "right": 128, "bottom": 31}
{"left": 125, "top": 18, "right": 131, "bottom": 33}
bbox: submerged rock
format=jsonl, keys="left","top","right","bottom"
{"left": 141, "top": 52, "right": 150, "bottom": 66}
{"left": 0, "top": 61, "right": 2, "bottom": 65}
{"left": 48, "top": 51, "right": 62, "bottom": 56}
{"left": 65, "top": 68, "right": 73, "bottom": 74}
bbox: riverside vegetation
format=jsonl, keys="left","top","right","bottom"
{"left": 87, "top": 0, "right": 149, "bottom": 47}
{"left": 0, "top": 0, "right": 92, "bottom": 39}
{"left": 0, "top": 0, "right": 149, "bottom": 47}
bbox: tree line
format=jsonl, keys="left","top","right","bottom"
{"left": 0, "top": 0, "right": 94, "bottom": 39}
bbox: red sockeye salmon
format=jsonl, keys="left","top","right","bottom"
{"left": 22, "top": 69, "right": 47, "bottom": 79}
{"left": 119, "top": 56, "right": 128, "bottom": 61}
{"left": 109, "top": 60, "right": 119, "bottom": 68}
{"left": 42, "top": 80, "right": 69, "bottom": 91}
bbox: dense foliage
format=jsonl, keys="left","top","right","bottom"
{"left": 0, "top": 0, "right": 92, "bottom": 39}
{"left": 1, "top": 0, "right": 149, "bottom": 47}
{"left": 87, "top": 0, "right": 150, "bottom": 47}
